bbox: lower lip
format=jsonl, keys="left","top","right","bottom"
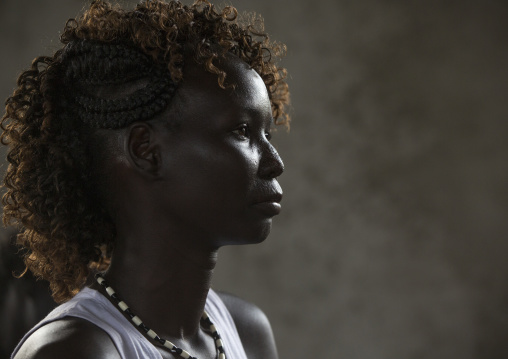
{"left": 252, "top": 202, "right": 282, "bottom": 217}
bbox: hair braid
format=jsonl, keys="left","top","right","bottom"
{"left": 61, "top": 40, "right": 178, "bottom": 129}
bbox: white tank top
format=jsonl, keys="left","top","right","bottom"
{"left": 12, "top": 287, "right": 248, "bottom": 359}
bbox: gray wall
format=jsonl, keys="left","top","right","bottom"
{"left": 1, "top": 0, "right": 507, "bottom": 358}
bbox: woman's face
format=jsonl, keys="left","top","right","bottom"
{"left": 152, "top": 56, "right": 284, "bottom": 249}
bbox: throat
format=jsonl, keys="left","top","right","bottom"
{"left": 93, "top": 229, "right": 223, "bottom": 357}
{"left": 100, "top": 237, "right": 219, "bottom": 337}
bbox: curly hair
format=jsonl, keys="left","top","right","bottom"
{"left": 1, "top": 0, "right": 290, "bottom": 303}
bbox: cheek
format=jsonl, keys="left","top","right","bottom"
{"left": 157, "top": 141, "right": 271, "bottom": 245}
{"left": 163, "top": 141, "right": 256, "bottom": 214}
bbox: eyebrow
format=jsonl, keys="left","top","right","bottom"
{"left": 242, "top": 107, "right": 274, "bottom": 127}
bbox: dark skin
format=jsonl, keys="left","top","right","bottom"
{"left": 14, "top": 55, "right": 282, "bottom": 359}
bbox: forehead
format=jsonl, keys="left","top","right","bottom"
{"left": 171, "top": 56, "right": 272, "bottom": 126}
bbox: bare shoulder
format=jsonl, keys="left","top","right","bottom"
{"left": 217, "top": 291, "right": 279, "bottom": 359}
{"left": 13, "top": 317, "right": 121, "bottom": 359}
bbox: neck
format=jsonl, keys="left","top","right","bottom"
{"left": 98, "top": 227, "right": 219, "bottom": 340}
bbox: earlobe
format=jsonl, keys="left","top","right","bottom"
{"left": 126, "top": 123, "right": 160, "bottom": 175}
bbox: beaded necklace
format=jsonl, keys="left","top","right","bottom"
{"left": 96, "top": 276, "right": 226, "bottom": 359}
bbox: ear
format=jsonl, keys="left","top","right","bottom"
{"left": 126, "top": 122, "right": 160, "bottom": 176}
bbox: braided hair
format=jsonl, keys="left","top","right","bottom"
{"left": 1, "top": 0, "right": 290, "bottom": 303}
{"left": 62, "top": 40, "right": 176, "bottom": 129}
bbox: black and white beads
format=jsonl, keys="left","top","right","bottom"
{"left": 96, "top": 276, "right": 226, "bottom": 359}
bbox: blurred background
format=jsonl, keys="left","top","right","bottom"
{"left": 0, "top": 0, "right": 507, "bottom": 358}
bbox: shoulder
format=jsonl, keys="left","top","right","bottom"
{"left": 217, "top": 291, "right": 279, "bottom": 359}
{"left": 13, "top": 317, "right": 121, "bottom": 359}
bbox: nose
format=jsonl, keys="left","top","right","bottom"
{"left": 258, "top": 142, "right": 284, "bottom": 179}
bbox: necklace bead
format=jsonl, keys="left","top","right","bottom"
{"left": 96, "top": 275, "right": 227, "bottom": 359}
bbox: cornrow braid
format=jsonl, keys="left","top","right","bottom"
{"left": 61, "top": 40, "right": 178, "bottom": 129}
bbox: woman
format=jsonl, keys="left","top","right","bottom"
{"left": 1, "top": 1, "right": 290, "bottom": 358}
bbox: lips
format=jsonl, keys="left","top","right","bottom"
{"left": 251, "top": 192, "right": 283, "bottom": 217}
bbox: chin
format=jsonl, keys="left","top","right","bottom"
{"left": 219, "top": 220, "right": 273, "bottom": 247}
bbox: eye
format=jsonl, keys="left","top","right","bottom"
{"left": 265, "top": 130, "right": 272, "bottom": 141}
{"left": 233, "top": 124, "right": 250, "bottom": 139}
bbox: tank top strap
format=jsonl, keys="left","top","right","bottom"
{"left": 11, "top": 287, "right": 161, "bottom": 359}
{"left": 205, "top": 289, "right": 249, "bottom": 359}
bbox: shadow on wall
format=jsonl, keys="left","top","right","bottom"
{"left": 0, "top": 228, "right": 55, "bottom": 358}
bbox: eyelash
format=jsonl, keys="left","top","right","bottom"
{"left": 233, "top": 124, "right": 272, "bottom": 141}
{"left": 234, "top": 124, "right": 250, "bottom": 139}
